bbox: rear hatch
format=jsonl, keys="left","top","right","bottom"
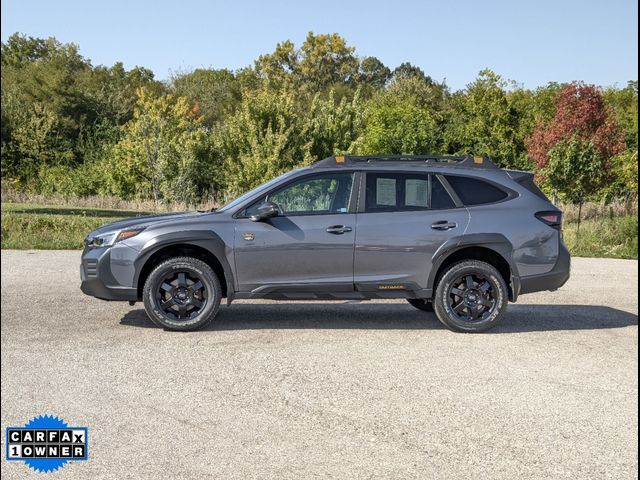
{"left": 506, "top": 170, "right": 563, "bottom": 234}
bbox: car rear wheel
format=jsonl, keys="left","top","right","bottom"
{"left": 143, "top": 256, "right": 221, "bottom": 331}
{"left": 407, "top": 298, "right": 434, "bottom": 312}
{"left": 433, "top": 260, "right": 508, "bottom": 333}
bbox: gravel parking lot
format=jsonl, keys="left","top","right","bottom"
{"left": 1, "top": 251, "right": 637, "bottom": 479}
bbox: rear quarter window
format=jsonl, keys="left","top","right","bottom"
{"left": 445, "top": 175, "right": 508, "bottom": 206}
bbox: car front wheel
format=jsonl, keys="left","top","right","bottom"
{"left": 143, "top": 256, "right": 221, "bottom": 331}
{"left": 433, "top": 260, "right": 508, "bottom": 333}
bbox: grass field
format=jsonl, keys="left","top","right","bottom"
{"left": 1, "top": 203, "right": 155, "bottom": 249}
{"left": 1, "top": 202, "right": 638, "bottom": 259}
{"left": 563, "top": 215, "right": 637, "bottom": 259}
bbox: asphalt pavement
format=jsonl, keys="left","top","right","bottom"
{"left": 1, "top": 251, "right": 637, "bottom": 479}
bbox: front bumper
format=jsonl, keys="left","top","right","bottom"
{"left": 80, "top": 247, "right": 138, "bottom": 301}
{"left": 519, "top": 240, "right": 571, "bottom": 295}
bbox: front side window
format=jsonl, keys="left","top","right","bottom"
{"left": 365, "top": 173, "right": 455, "bottom": 212}
{"left": 245, "top": 173, "right": 354, "bottom": 216}
{"left": 217, "top": 170, "right": 300, "bottom": 213}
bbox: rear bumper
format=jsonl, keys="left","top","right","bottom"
{"left": 80, "top": 247, "right": 138, "bottom": 301}
{"left": 518, "top": 241, "right": 571, "bottom": 295}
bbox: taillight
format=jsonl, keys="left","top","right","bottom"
{"left": 535, "top": 211, "right": 562, "bottom": 231}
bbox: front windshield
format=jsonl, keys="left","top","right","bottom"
{"left": 217, "top": 170, "right": 301, "bottom": 213}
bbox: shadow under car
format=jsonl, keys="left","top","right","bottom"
{"left": 120, "top": 303, "right": 638, "bottom": 333}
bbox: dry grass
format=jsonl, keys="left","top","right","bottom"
{"left": 558, "top": 200, "right": 638, "bottom": 259}
{"left": 559, "top": 199, "right": 638, "bottom": 222}
{"left": 0, "top": 189, "right": 221, "bottom": 213}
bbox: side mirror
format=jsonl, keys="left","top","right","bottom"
{"left": 250, "top": 201, "right": 279, "bottom": 221}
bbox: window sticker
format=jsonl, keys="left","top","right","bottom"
{"left": 376, "top": 178, "right": 396, "bottom": 206}
{"left": 405, "top": 179, "right": 429, "bottom": 207}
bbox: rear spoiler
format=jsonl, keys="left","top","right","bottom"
{"left": 505, "top": 169, "right": 534, "bottom": 181}
{"left": 505, "top": 170, "right": 551, "bottom": 202}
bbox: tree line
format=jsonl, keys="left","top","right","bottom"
{"left": 1, "top": 32, "right": 637, "bottom": 205}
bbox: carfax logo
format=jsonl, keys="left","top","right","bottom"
{"left": 5, "top": 415, "right": 88, "bottom": 473}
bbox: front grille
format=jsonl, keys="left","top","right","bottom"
{"left": 84, "top": 260, "right": 98, "bottom": 277}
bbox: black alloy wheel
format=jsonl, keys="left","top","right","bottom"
{"left": 446, "top": 273, "right": 496, "bottom": 322}
{"left": 157, "top": 271, "right": 207, "bottom": 321}
{"left": 143, "top": 256, "right": 221, "bottom": 331}
{"left": 433, "top": 260, "right": 508, "bottom": 333}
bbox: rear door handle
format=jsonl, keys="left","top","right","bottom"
{"left": 326, "top": 225, "right": 353, "bottom": 235}
{"left": 431, "top": 220, "right": 457, "bottom": 231}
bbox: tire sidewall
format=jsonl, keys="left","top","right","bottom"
{"left": 143, "top": 258, "right": 221, "bottom": 331}
{"left": 434, "top": 261, "right": 507, "bottom": 333}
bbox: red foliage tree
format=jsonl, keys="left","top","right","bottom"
{"left": 527, "top": 82, "right": 625, "bottom": 170}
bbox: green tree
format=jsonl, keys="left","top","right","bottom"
{"left": 1, "top": 33, "right": 163, "bottom": 189}
{"left": 111, "top": 88, "right": 208, "bottom": 203}
{"left": 602, "top": 150, "right": 639, "bottom": 201}
{"left": 298, "top": 32, "right": 359, "bottom": 91}
{"left": 254, "top": 40, "right": 298, "bottom": 88}
{"left": 604, "top": 81, "right": 638, "bottom": 150}
{"left": 544, "top": 136, "right": 608, "bottom": 202}
{"left": 1, "top": 34, "right": 61, "bottom": 68}
{"left": 1, "top": 34, "right": 89, "bottom": 176}
{"left": 79, "top": 62, "right": 163, "bottom": 126}
{"left": 445, "top": 69, "right": 525, "bottom": 168}
{"left": 302, "top": 89, "right": 364, "bottom": 160}
{"left": 1, "top": 96, "right": 60, "bottom": 182}
{"left": 171, "top": 68, "right": 241, "bottom": 127}
{"left": 354, "top": 99, "right": 439, "bottom": 155}
{"left": 213, "top": 87, "right": 310, "bottom": 195}
{"left": 353, "top": 74, "right": 448, "bottom": 156}
{"left": 386, "top": 75, "right": 450, "bottom": 116}
{"left": 392, "top": 62, "right": 428, "bottom": 81}
{"left": 544, "top": 136, "right": 613, "bottom": 233}
{"left": 357, "top": 56, "right": 391, "bottom": 89}
{"left": 255, "top": 33, "right": 359, "bottom": 93}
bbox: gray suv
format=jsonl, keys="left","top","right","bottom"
{"left": 80, "top": 155, "right": 570, "bottom": 332}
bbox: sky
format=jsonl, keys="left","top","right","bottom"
{"left": 1, "top": 0, "right": 637, "bottom": 91}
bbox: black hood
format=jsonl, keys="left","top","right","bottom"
{"left": 88, "top": 211, "right": 207, "bottom": 237}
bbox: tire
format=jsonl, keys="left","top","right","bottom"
{"left": 143, "top": 256, "right": 222, "bottom": 331}
{"left": 433, "top": 260, "right": 508, "bottom": 333}
{"left": 407, "top": 298, "right": 434, "bottom": 312}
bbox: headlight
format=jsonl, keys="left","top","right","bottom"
{"left": 87, "top": 228, "right": 145, "bottom": 248}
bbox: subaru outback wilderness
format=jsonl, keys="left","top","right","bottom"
{"left": 80, "top": 155, "right": 570, "bottom": 332}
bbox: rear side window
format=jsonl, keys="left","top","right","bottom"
{"left": 444, "top": 175, "right": 508, "bottom": 206}
{"left": 365, "top": 173, "right": 455, "bottom": 212}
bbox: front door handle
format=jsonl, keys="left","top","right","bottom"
{"left": 431, "top": 220, "right": 457, "bottom": 231}
{"left": 326, "top": 225, "right": 353, "bottom": 235}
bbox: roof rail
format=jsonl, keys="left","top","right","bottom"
{"left": 312, "top": 155, "right": 499, "bottom": 169}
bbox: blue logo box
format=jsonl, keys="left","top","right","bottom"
{"left": 5, "top": 415, "right": 88, "bottom": 473}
